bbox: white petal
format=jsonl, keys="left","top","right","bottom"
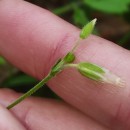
{"left": 101, "top": 69, "right": 125, "bottom": 87}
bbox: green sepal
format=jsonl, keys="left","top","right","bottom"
{"left": 80, "top": 18, "right": 97, "bottom": 39}
{"left": 78, "top": 62, "right": 105, "bottom": 81}
{"left": 51, "top": 59, "right": 64, "bottom": 76}
{"left": 63, "top": 52, "right": 75, "bottom": 63}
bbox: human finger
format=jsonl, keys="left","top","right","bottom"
{"left": 0, "top": 89, "right": 109, "bottom": 130}
{"left": 0, "top": 103, "right": 26, "bottom": 130}
{"left": 0, "top": 1, "right": 130, "bottom": 129}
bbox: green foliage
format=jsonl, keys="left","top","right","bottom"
{"left": 53, "top": 3, "right": 73, "bottom": 15}
{"left": 84, "top": 0, "right": 130, "bottom": 14}
{"left": 53, "top": 0, "right": 130, "bottom": 47}
{"left": 0, "top": 57, "right": 6, "bottom": 65}
{"left": 3, "top": 75, "right": 37, "bottom": 87}
{"left": 72, "top": 4, "right": 89, "bottom": 26}
{"left": 53, "top": 3, "right": 89, "bottom": 26}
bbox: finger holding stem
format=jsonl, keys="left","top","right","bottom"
{"left": 7, "top": 18, "right": 124, "bottom": 110}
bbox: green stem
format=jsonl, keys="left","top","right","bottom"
{"left": 63, "top": 63, "right": 78, "bottom": 68}
{"left": 7, "top": 73, "right": 53, "bottom": 109}
{"left": 71, "top": 38, "right": 81, "bottom": 53}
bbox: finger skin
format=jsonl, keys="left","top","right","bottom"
{"left": 0, "top": 0, "right": 78, "bottom": 79}
{"left": 0, "top": 89, "right": 108, "bottom": 130}
{"left": 0, "top": 1, "right": 130, "bottom": 129}
{"left": 0, "top": 104, "right": 26, "bottom": 130}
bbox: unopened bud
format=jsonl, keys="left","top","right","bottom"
{"left": 80, "top": 18, "right": 97, "bottom": 39}
{"left": 63, "top": 52, "right": 75, "bottom": 63}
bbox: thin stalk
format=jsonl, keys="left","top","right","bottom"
{"left": 63, "top": 63, "right": 78, "bottom": 68}
{"left": 7, "top": 73, "right": 53, "bottom": 109}
{"left": 71, "top": 38, "right": 82, "bottom": 53}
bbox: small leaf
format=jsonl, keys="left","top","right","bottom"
{"left": 80, "top": 18, "right": 97, "bottom": 39}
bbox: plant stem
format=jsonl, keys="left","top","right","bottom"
{"left": 71, "top": 38, "right": 81, "bottom": 52}
{"left": 63, "top": 63, "right": 78, "bottom": 68}
{"left": 7, "top": 73, "right": 53, "bottom": 109}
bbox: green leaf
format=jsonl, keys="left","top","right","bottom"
{"left": 84, "top": 0, "right": 130, "bottom": 14}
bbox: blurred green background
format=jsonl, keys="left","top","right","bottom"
{"left": 0, "top": 0, "right": 130, "bottom": 98}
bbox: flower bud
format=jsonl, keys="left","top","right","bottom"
{"left": 80, "top": 18, "right": 97, "bottom": 39}
{"left": 78, "top": 62, "right": 124, "bottom": 87}
{"left": 63, "top": 52, "right": 75, "bottom": 63}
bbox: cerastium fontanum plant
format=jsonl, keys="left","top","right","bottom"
{"left": 7, "top": 19, "right": 124, "bottom": 109}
